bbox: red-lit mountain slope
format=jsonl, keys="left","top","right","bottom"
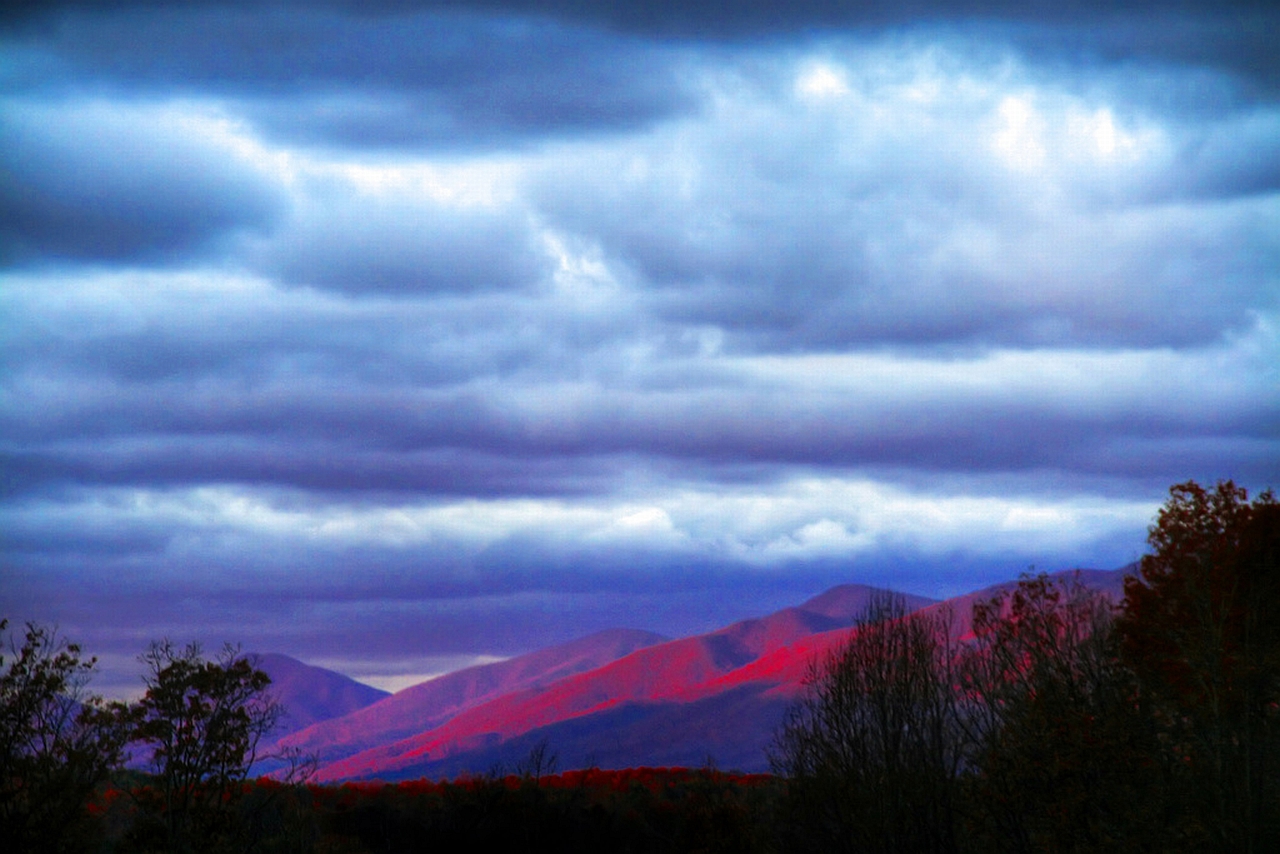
{"left": 295, "top": 570, "right": 1126, "bottom": 781}
{"left": 311, "top": 584, "right": 937, "bottom": 781}
{"left": 272, "top": 628, "right": 667, "bottom": 766}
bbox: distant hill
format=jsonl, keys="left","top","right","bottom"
{"left": 309, "top": 584, "right": 936, "bottom": 781}
{"left": 253, "top": 652, "right": 389, "bottom": 737}
{"left": 263, "top": 569, "right": 1126, "bottom": 782}
{"left": 272, "top": 628, "right": 667, "bottom": 767}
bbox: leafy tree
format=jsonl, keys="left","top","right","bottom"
{"left": 960, "top": 573, "right": 1149, "bottom": 853}
{"left": 125, "top": 640, "right": 283, "bottom": 854}
{"left": 0, "top": 619, "right": 130, "bottom": 853}
{"left": 1119, "top": 480, "right": 1280, "bottom": 851}
{"left": 771, "top": 594, "right": 963, "bottom": 853}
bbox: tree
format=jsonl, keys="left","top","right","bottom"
{"left": 126, "top": 641, "right": 283, "bottom": 854}
{"left": 0, "top": 619, "right": 130, "bottom": 853}
{"left": 514, "top": 738, "right": 559, "bottom": 784}
{"left": 960, "top": 573, "right": 1148, "bottom": 853}
{"left": 1119, "top": 480, "right": 1280, "bottom": 852}
{"left": 771, "top": 594, "right": 963, "bottom": 854}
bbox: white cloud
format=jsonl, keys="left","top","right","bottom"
{"left": 795, "top": 62, "right": 851, "bottom": 100}
{"left": 992, "top": 94, "right": 1047, "bottom": 171}
{"left": 655, "top": 478, "right": 1157, "bottom": 564}
{"left": 526, "top": 39, "right": 1268, "bottom": 352}
{"left": 7, "top": 474, "right": 1155, "bottom": 571}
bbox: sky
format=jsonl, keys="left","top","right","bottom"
{"left": 2, "top": 0, "right": 1277, "bottom": 696}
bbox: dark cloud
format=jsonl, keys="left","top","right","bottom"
{"left": 263, "top": 194, "right": 551, "bottom": 295}
{"left": 3, "top": 343, "right": 1275, "bottom": 502}
{"left": 5, "top": 3, "right": 1274, "bottom": 160}
{"left": 6, "top": 3, "right": 1276, "bottom": 90}
{"left": 2, "top": 7, "right": 697, "bottom": 149}
{"left": 1, "top": 0, "right": 1276, "bottom": 693}
{"left": 1154, "top": 111, "right": 1280, "bottom": 199}
{"left": 0, "top": 102, "right": 285, "bottom": 265}
{"left": 1005, "top": 10, "right": 1280, "bottom": 100}
{"left": 0, "top": 445, "right": 623, "bottom": 500}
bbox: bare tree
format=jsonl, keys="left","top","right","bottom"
{"left": 515, "top": 738, "right": 559, "bottom": 784}
{"left": 772, "top": 594, "right": 963, "bottom": 854}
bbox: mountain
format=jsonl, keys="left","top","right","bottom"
{"left": 272, "top": 628, "right": 667, "bottom": 766}
{"left": 310, "top": 584, "right": 936, "bottom": 781}
{"left": 253, "top": 653, "right": 390, "bottom": 737}
{"left": 269, "top": 569, "right": 1126, "bottom": 782}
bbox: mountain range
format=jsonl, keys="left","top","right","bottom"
{"left": 255, "top": 568, "right": 1127, "bottom": 781}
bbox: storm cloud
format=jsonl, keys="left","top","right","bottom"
{"left": 1, "top": 0, "right": 1276, "bottom": 693}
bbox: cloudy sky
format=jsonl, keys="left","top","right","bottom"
{"left": 2, "top": 0, "right": 1277, "bottom": 695}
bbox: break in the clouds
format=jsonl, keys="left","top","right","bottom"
{"left": 1, "top": 1, "right": 1277, "bottom": 694}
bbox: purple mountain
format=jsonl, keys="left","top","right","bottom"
{"left": 254, "top": 652, "right": 389, "bottom": 737}
{"left": 263, "top": 569, "right": 1126, "bottom": 782}
{"left": 272, "top": 628, "right": 667, "bottom": 766}
{"left": 310, "top": 584, "right": 937, "bottom": 781}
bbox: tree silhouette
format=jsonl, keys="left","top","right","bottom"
{"left": 771, "top": 594, "right": 962, "bottom": 853}
{"left": 960, "top": 573, "right": 1149, "bottom": 852}
{"left": 1120, "top": 480, "right": 1280, "bottom": 851}
{"left": 0, "top": 620, "right": 130, "bottom": 853}
{"left": 125, "top": 641, "right": 282, "bottom": 854}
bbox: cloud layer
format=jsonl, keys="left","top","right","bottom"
{"left": 2, "top": 1, "right": 1276, "bottom": 693}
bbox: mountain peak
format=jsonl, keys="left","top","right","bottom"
{"left": 292, "top": 569, "right": 1129, "bottom": 782}
{"left": 250, "top": 653, "right": 389, "bottom": 737}
{"left": 798, "top": 583, "right": 938, "bottom": 621}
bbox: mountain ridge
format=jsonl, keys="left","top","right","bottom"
{"left": 309, "top": 583, "right": 936, "bottom": 781}
{"left": 270, "top": 627, "right": 667, "bottom": 766}
{"left": 262, "top": 570, "right": 1126, "bottom": 782}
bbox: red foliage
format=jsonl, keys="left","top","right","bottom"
{"left": 1117, "top": 480, "right": 1280, "bottom": 848}
{"left": 1121, "top": 480, "right": 1278, "bottom": 711}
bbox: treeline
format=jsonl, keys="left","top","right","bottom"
{"left": 2, "top": 480, "right": 1276, "bottom": 853}
{"left": 136, "top": 768, "right": 781, "bottom": 853}
{"left": 0, "top": 634, "right": 308, "bottom": 853}
{"left": 773, "top": 479, "right": 1279, "bottom": 853}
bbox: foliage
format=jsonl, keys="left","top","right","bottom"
{"left": 960, "top": 574, "right": 1151, "bottom": 852}
{"left": 0, "top": 619, "right": 131, "bottom": 853}
{"left": 1119, "top": 480, "right": 1280, "bottom": 851}
{"left": 123, "top": 640, "right": 284, "bottom": 853}
{"left": 307, "top": 767, "right": 780, "bottom": 853}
